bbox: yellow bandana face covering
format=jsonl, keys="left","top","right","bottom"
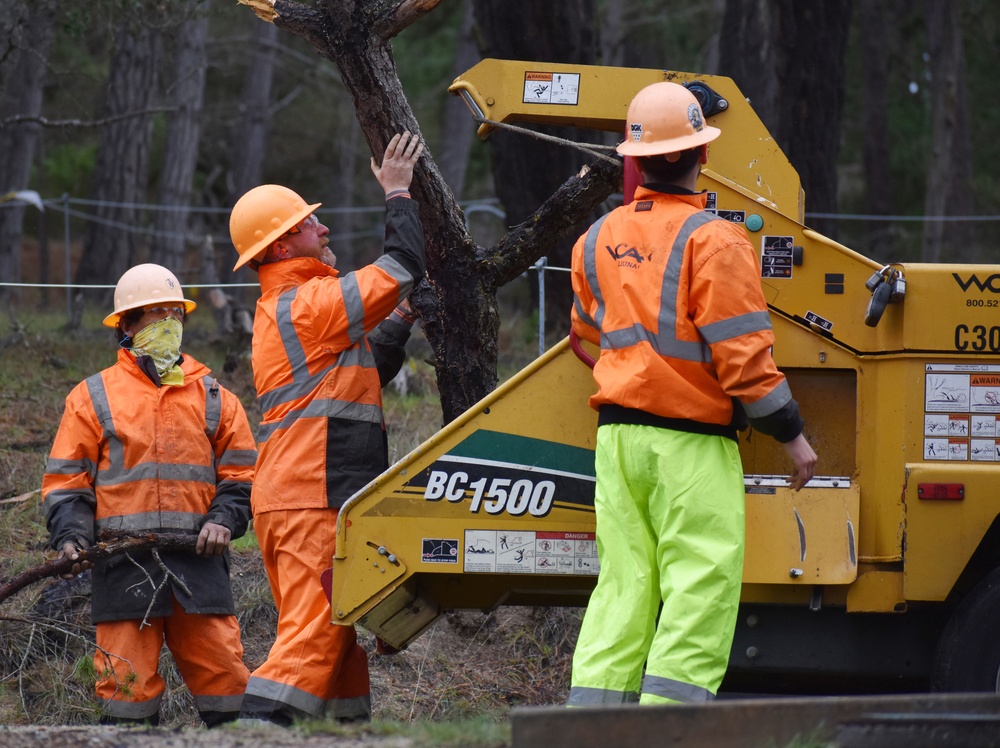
{"left": 130, "top": 317, "right": 184, "bottom": 385}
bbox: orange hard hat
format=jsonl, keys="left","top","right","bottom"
{"left": 616, "top": 82, "right": 720, "bottom": 157}
{"left": 230, "top": 184, "right": 321, "bottom": 271}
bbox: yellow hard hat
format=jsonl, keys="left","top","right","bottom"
{"left": 616, "top": 82, "right": 721, "bottom": 157}
{"left": 230, "top": 184, "right": 322, "bottom": 271}
{"left": 103, "top": 263, "right": 196, "bottom": 328}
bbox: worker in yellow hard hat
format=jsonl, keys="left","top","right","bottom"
{"left": 42, "top": 263, "right": 256, "bottom": 726}
{"left": 230, "top": 132, "right": 425, "bottom": 726}
{"left": 568, "top": 83, "right": 818, "bottom": 706}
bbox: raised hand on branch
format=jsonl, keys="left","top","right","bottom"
{"left": 371, "top": 131, "right": 423, "bottom": 196}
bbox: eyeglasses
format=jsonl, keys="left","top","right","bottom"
{"left": 142, "top": 305, "right": 186, "bottom": 320}
{"left": 285, "top": 214, "right": 320, "bottom": 235}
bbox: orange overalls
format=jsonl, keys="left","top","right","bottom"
{"left": 240, "top": 196, "right": 424, "bottom": 725}
{"left": 42, "top": 350, "right": 256, "bottom": 724}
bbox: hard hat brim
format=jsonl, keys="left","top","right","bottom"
{"left": 616, "top": 125, "right": 721, "bottom": 157}
{"left": 102, "top": 298, "right": 197, "bottom": 328}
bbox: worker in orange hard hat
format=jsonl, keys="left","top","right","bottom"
{"left": 230, "top": 132, "right": 426, "bottom": 726}
{"left": 567, "top": 82, "right": 817, "bottom": 706}
{"left": 42, "top": 263, "right": 256, "bottom": 726}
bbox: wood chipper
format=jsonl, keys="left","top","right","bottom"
{"left": 330, "top": 59, "right": 1000, "bottom": 694}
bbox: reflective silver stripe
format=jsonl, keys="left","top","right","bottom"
{"left": 257, "top": 399, "right": 383, "bottom": 443}
{"left": 86, "top": 371, "right": 217, "bottom": 487}
{"left": 276, "top": 288, "right": 308, "bottom": 372}
{"left": 258, "top": 362, "right": 336, "bottom": 413}
{"left": 566, "top": 685, "right": 639, "bottom": 705}
{"left": 44, "top": 456, "right": 97, "bottom": 477}
{"left": 743, "top": 378, "right": 793, "bottom": 418}
{"left": 603, "top": 324, "right": 658, "bottom": 350}
{"left": 641, "top": 673, "right": 714, "bottom": 703}
{"left": 373, "top": 253, "right": 415, "bottom": 291}
{"left": 573, "top": 295, "right": 599, "bottom": 331}
{"left": 337, "top": 342, "right": 377, "bottom": 370}
{"left": 245, "top": 676, "right": 326, "bottom": 717}
{"left": 98, "top": 693, "right": 162, "bottom": 719}
{"left": 96, "top": 462, "right": 216, "bottom": 486}
{"left": 585, "top": 211, "right": 726, "bottom": 363}
{"left": 649, "top": 211, "right": 719, "bottom": 361}
{"left": 340, "top": 272, "right": 366, "bottom": 345}
{"left": 203, "top": 376, "right": 221, "bottom": 438}
{"left": 258, "top": 286, "right": 379, "bottom": 414}
{"left": 86, "top": 373, "right": 125, "bottom": 473}
{"left": 258, "top": 345, "right": 377, "bottom": 414}
{"left": 582, "top": 214, "right": 610, "bottom": 331}
{"left": 42, "top": 487, "right": 96, "bottom": 513}
{"left": 699, "top": 310, "right": 772, "bottom": 344}
{"left": 219, "top": 449, "right": 257, "bottom": 467}
{"left": 326, "top": 694, "right": 372, "bottom": 720}
{"left": 96, "top": 511, "right": 204, "bottom": 533}
{"left": 194, "top": 693, "right": 243, "bottom": 713}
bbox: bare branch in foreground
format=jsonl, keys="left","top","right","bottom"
{"left": 0, "top": 532, "right": 198, "bottom": 606}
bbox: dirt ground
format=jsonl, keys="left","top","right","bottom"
{"left": 0, "top": 724, "right": 418, "bottom": 748}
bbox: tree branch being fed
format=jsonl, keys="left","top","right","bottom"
{"left": 0, "top": 532, "right": 199, "bottom": 606}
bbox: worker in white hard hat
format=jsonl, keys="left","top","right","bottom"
{"left": 567, "top": 82, "right": 817, "bottom": 706}
{"left": 229, "top": 132, "right": 426, "bottom": 726}
{"left": 42, "top": 263, "right": 257, "bottom": 726}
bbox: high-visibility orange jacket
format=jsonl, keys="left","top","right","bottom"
{"left": 42, "top": 350, "right": 256, "bottom": 622}
{"left": 251, "top": 197, "right": 425, "bottom": 513}
{"left": 571, "top": 185, "right": 802, "bottom": 442}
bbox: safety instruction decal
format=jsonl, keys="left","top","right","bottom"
{"left": 422, "top": 538, "right": 459, "bottom": 564}
{"left": 464, "top": 530, "right": 599, "bottom": 576}
{"left": 924, "top": 364, "right": 1000, "bottom": 461}
{"left": 761, "top": 236, "right": 794, "bottom": 279}
{"left": 523, "top": 72, "right": 580, "bottom": 105}
{"left": 703, "top": 193, "right": 745, "bottom": 223}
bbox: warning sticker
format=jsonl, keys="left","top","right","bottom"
{"left": 710, "top": 209, "right": 746, "bottom": 224}
{"left": 523, "top": 72, "right": 580, "bottom": 105}
{"left": 761, "top": 236, "right": 794, "bottom": 279}
{"left": 421, "top": 538, "right": 459, "bottom": 564}
{"left": 924, "top": 364, "right": 1000, "bottom": 461}
{"left": 464, "top": 529, "right": 599, "bottom": 575}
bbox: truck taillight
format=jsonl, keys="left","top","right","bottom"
{"left": 917, "top": 483, "right": 964, "bottom": 500}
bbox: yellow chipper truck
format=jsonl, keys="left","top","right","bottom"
{"left": 330, "top": 59, "right": 1000, "bottom": 694}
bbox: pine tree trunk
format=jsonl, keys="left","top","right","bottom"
{"left": 0, "top": 0, "right": 55, "bottom": 315}
{"left": 719, "top": 0, "right": 852, "bottom": 239}
{"left": 150, "top": 1, "right": 210, "bottom": 277}
{"left": 223, "top": 19, "right": 279, "bottom": 302}
{"left": 921, "top": 0, "right": 974, "bottom": 262}
{"left": 859, "top": 0, "right": 895, "bottom": 256}
{"left": 471, "top": 0, "right": 602, "bottom": 343}
{"left": 74, "top": 12, "right": 162, "bottom": 310}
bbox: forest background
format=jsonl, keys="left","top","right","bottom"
{"left": 0, "top": 0, "right": 999, "bottom": 736}
{"left": 2, "top": 0, "right": 999, "bottom": 360}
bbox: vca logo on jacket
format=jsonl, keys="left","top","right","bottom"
{"left": 953, "top": 273, "right": 1000, "bottom": 293}
{"left": 606, "top": 243, "right": 651, "bottom": 269}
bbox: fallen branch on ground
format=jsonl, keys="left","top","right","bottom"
{"left": 0, "top": 532, "right": 198, "bottom": 606}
